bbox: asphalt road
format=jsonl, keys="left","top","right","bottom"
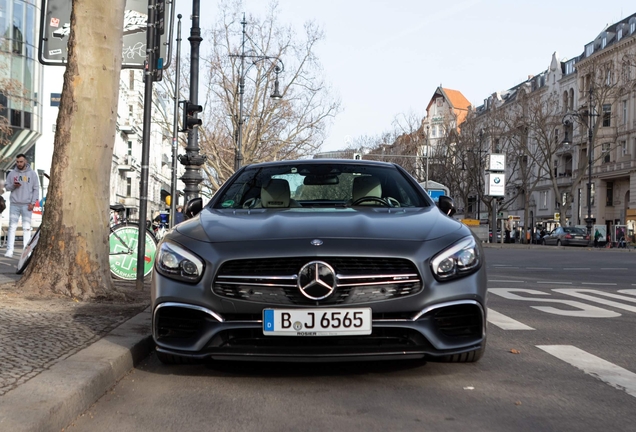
{"left": 67, "top": 247, "right": 636, "bottom": 432}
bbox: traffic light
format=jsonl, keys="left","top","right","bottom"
{"left": 180, "top": 101, "right": 203, "bottom": 132}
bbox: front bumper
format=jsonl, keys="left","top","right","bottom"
{"left": 152, "top": 299, "right": 486, "bottom": 362}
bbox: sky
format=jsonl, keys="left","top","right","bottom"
{"left": 175, "top": 0, "right": 636, "bottom": 152}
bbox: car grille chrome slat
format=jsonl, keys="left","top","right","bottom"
{"left": 213, "top": 257, "right": 422, "bottom": 305}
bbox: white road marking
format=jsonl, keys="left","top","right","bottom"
{"left": 488, "top": 280, "right": 525, "bottom": 283}
{"left": 537, "top": 345, "right": 636, "bottom": 398}
{"left": 487, "top": 309, "right": 534, "bottom": 330}
{"left": 581, "top": 282, "right": 617, "bottom": 286}
{"left": 601, "top": 268, "right": 628, "bottom": 270}
{"left": 489, "top": 288, "right": 620, "bottom": 318}
{"left": 536, "top": 281, "right": 572, "bottom": 285}
{"left": 564, "top": 268, "right": 590, "bottom": 271}
{"left": 553, "top": 289, "right": 636, "bottom": 313}
{"left": 526, "top": 267, "right": 552, "bottom": 270}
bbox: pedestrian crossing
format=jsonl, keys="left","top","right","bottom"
{"left": 537, "top": 345, "right": 636, "bottom": 398}
{"left": 486, "top": 308, "right": 534, "bottom": 330}
{"left": 488, "top": 307, "right": 636, "bottom": 400}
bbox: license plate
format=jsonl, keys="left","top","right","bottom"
{"left": 263, "top": 308, "right": 372, "bottom": 336}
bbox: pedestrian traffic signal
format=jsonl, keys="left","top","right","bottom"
{"left": 180, "top": 101, "right": 203, "bottom": 131}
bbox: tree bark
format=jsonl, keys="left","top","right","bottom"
{"left": 18, "top": 0, "right": 125, "bottom": 299}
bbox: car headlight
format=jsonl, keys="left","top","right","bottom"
{"left": 430, "top": 236, "right": 480, "bottom": 281}
{"left": 155, "top": 240, "right": 205, "bottom": 283}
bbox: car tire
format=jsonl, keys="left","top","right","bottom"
{"left": 438, "top": 343, "right": 486, "bottom": 363}
{"left": 156, "top": 350, "right": 199, "bottom": 365}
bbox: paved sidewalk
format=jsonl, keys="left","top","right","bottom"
{"left": 0, "top": 245, "right": 154, "bottom": 432}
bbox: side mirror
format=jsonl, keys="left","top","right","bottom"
{"left": 437, "top": 195, "right": 456, "bottom": 217}
{"left": 184, "top": 197, "right": 203, "bottom": 219}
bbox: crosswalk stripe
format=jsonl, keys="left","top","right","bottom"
{"left": 537, "top": 345, "right": 636, "bottom": 398}
{"left": 487, "top": 308, "right": 535, "bottom": 330}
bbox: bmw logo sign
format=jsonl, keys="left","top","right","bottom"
{"left": 494, "top": 177, "right": 501, "bottom": 184}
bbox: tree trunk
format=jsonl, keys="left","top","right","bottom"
{"left": 18, "top": 0, "right": 125, "bottom": 299}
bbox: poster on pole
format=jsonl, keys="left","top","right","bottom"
{"left": 614, "top": 225, "right": 627, "bottom": 243}
{"left": 38, "top": 0, "right": 174, "bottom": 69}
{"left": 593, "top": 224, "right": 606, "bottom": 243}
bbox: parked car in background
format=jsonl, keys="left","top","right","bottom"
{"left": 542, "top": 226, "right": 590, "bottom": 246}
{"left": 151, "top": 159, "right": 487, "bottom": 365}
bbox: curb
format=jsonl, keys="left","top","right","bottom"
{"left": 0, "top": 308, "right": 154, "bottom": 432}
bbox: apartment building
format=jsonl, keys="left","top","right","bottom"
{"left": 467, "top": 12, "right": 636, "bottom": 241}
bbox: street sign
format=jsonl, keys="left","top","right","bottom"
{"left": 485, "top": 173, "right": 505, "bottom": 196}
{"left": 427, "top": 189, "right": 445, "bottom": 202}
{"left": 38, "top": 0, "right": 174, "bottom": 70}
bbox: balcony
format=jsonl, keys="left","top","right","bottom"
{"left": 119, "top": 123, "right": 136, "bottom": 134}
{"left": 117, "top": 155, "right": 139, "bottom": 171}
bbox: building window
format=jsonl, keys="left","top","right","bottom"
{"left": 494, "top": 138, "right": 500, "bottom": 153}
{"left": 602, "top": 104, "right": 611, "bottom": 127}
{"left": 618, "top": 29, "right": 623, "bottom": 40}
{"left": 128, "top": 105, "right": 133, "bottom": 117}
{"left": 540, "top": 191, "right": 548, "bottom": 209}
{"left": 554, "top": 128, "right": 559, "bottom": 145}
{"left": 127, "top": 141, "right": 133, "bottom": 155}
{"left": 602, "top": 36, "right": 607, "bottom": 49}
{"left": 622, "top": 100, "right": 628, "bottom": 124}
{"left": 126, "top": 178, "right": 132, "bottom": 197}
{"left": 602, "top": 143, "right": 611, "bottom": 163}
{"left": 585, "top": 43, "right": 594, "bottom": 57}
{"left": 129, "top": 70, "right": 135, "bottom": 90}
{"left": 631, "top": 22, "right": 636, "bottom": 34}
{"left": 606, "top": 181, "right": 613, "bottom": 206}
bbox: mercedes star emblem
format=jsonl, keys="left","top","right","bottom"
{"left": 297, "top": 261, "right": 336, "bottom": 300}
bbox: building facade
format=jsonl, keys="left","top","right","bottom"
{"left": 0, "top": 0, "right": 42, "bottom": 171}
{"left": 466, "top": 12, "right": 636, "bottom": 242}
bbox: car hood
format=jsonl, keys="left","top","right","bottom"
{"left": 176, "top": 206, "right": 464, "bottom": 243}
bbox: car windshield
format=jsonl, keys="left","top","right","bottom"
{"left": 212, "top": 162, "right": 429, "bottom": 209}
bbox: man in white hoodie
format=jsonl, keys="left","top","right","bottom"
{"left": 4, "top": 154, "right": 40, "bottom": 258}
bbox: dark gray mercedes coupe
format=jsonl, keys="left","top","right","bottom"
{"left": 151, "top": 159, "right": 487, "bottom": 364}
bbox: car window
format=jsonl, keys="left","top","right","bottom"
{"left": 212, "top": 163, "right": 429, "bottom": 209}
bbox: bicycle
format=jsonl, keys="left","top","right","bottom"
{"left": 17, "top": 204, "right": 158, "bottom": 280}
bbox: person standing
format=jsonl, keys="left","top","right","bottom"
{"left": 4, "top": 154, "right": 40, "bottom": 258}
{"left": 174, "top": 205, "right": 185, "bottom": 224}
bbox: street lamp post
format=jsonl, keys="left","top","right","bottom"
{"left": 562, "top": 86, "right": 597, "bottom": 244}
{"left": 425, "top": 125, "right": 430, "bottom": 189}
{"left": 231, "top": 14, "right": 284, "bottom": 171}
{"left": 477, "top": 129, "right": 483, "bottom": 220}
